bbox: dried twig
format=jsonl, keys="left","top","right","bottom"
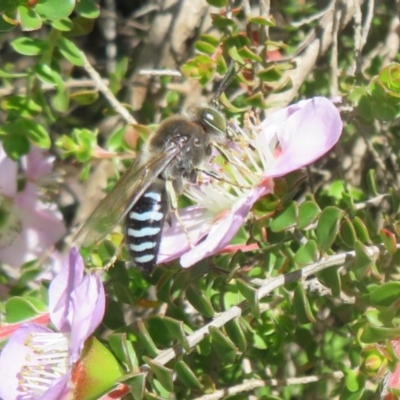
{"left": 82, "top": 53, "right": 137, "bottom": 125}
{"left": 192, "top": 372, "right": 344, "bottom": 400}
{"left": 330, "top": 0, "right": 341, "bottom": 95}
{"left": 0, "top": 79, "right": 109, "bottom": 97}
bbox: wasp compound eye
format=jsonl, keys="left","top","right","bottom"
{"left": 198, "top": 107, "right": 226, "bottom": 134}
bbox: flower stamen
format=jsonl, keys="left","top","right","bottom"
{"left": 19, "top": 332, "right": 69, "bottom": 397}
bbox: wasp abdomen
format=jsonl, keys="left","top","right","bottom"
{"left": 125, "top": 181, "right": 168, "bottom": 274}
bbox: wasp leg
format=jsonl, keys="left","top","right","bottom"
{"left": 166, "top": 180, "right": 194, "bottom": 248}
{"left": 196, "top": 167, "right": 252, "bottom": 189}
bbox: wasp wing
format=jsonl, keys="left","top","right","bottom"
{"left": 74, "top": 144, "right": 181, "bottom": 247}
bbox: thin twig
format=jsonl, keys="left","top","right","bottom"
{"left": 353, "top": 0, "right": 363, "bottom": 74}
{"left": 361, "top": 0, "right": 374, "bottom": 50}
{"left": 192, "top": 372, "right": 344, "bottom": 400}
{"left": 82, "top": 53, "right": 137, "bottom": 125}
{"left": 103, "top": 0, "right": 117, "bottom": 74}
{"left": 0, "top": 79, "right": 109, "bottom": 97}
{"left": 139, "top": 69, "right": 182, "bottom": 77}
{"left": 330, "top": 0, "right": 341, "bottom": 96}
{"left": 291, "top": 7, "right": 331, "bottom": 28}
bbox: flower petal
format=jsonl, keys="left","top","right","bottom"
{"left": 39, "top": 373, "right": 71, "bottom": 400}
{"left": 49, "top": 248, "right": 85, "bottom": 332}
{"left": 0, "top": 323, "right": 52, "bottom": 400}
{"left": 0, "top": 144, "right": 17, "bottom": 197}
{"left": 68, "top": 272, "right": 105, "bottom": 363}
{"left": 23, "top": 146, "right": 55, "bottom": 181}
{"left": 263, "top": 97, "right": 343, "bottom": 178}
{"left": 180, "top": 185, "right": 271, "bottom": 268}
{"left": 158, "top": 206, "right": 214, "bottom": 263}
{"left": 0, "top": 184, "right": 66, "bottom": 269}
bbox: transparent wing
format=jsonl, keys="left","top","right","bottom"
{"left": 74, "top": 144, "right": 181, "bottom": 247}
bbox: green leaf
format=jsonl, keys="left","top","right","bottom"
{"left": 357, "top": 94, "right": 374, "bottom": 122}
{"left": 175, "top": 360, "right": 204, "bottom": 389}
{"left": 294, "top": 240, "right": 320, "bottom": 266}
{"left": 52, "top": 89, "right": 70, "bottom": 112}
{"left": 298, "top": 201, "right": 320, "bottom": 229}
{"left": 225, "top": 318, "right": 247, "bottom": 352}
{"left": 34, "top": 0, "right": 75, "bottom": 20}
{"left": 51, "top": 17, "right": 73, "bottom": 31}
{"left": 75, "top": 0, "right": 100, "bottom": 18}
{"left": 370, "top": 282, "right": 400, "bottom": 308}
{"left": 245, "top": 92, "right": 268, "bottom": 108}
{"left": 316, "top": 206, "right": 345, "bottom": 253}
{"left": 248, "top": 16, "right": 275, "bottom": 26}
{"left": 0, "top": 16, "right": 16, "bottom": 32}
{"left": 34, "top": 63, "right": 65, "bottom": 89}
{"left": 270, "top": 201, "right": 298, "bottom": 232}
{"left": 199, "top": 34, "right": 219, "bottom": 46}
{"left": 206, "top": 0, "right": 228, "bottom": 6}
{"left": 10, "top": 37, "right": 48, "bottom": 55}
{"left": 293, "top": 283, "right": 316, "bottom": 324}
{"left": 353, "top": 240, "right": 375, "bottom": 280}
{"left": 209, "top": 326, "right": 238, "bottom": 363}
{"left": 236, "top": 279, "right": 259, "bottom": 318}
{"left": 143, "top": 357, "right": 173, "bottom": 392}
{"left": 340, "top": 386, "right": 365, "bottom": 400}
{"left": 2, "top": 134, "right": 30, "bottom": 160}
{"left": 380, "top": 228, "right": 398, "bottom": 255}
{"left": 70, "top": 90, "right": 99, "bottom": 105}
{"left": 366, "top": 169, "right": 378, "bottom": 196}
{"left": 3, "top": 119, "right": 50, "bottom": 149}
{"left": 124, "top": 374, "right": 146, "bottom": 400}
{"left": 238, "top": 46, "right": 262, "bottom": 62}
{"left": 1, "top": 95, "right": 42, "bottom": 117}
{"left": 224, "top": 34, "right": 251, "bottom": 49}
{"left": 353, "top": 217, "right": 371, "bottom": 243}
{"left": 5, "top": 297, "right": 43, "bottom": 323}
{"left": 137, "top": 321, "right": 159, "bottom": 358}
{"left": 0, "top": 0, "right": 19, "bottom": 14}
{"left": 108, "top": 333, "right": 139, "bottom": 369}
{"left": 340, "top": 218, "right": 357, "bottom": 247}
{"left": 371, "top": 100, "right": 397, "bottom": 120}
{"left": 56, "top": 128, "right": 96, "bottom": 162}
{"left": 344, "top": 369, "right": 365, "bottom": 393}
{"left": 186, "top": 284, "right": 214, "bottom": 318}
{"left": 67, "top": 16, "right": 95, "bottom": 37}
{"left": 162, "top": 317, "right": 190, "bottom": 352}
{"left": 211, "top": 14, "right": 235, "bottom": 28}
{"left": 195, "top": 41, "right": 216, "bottom": 54}
{"left": 57, "top": 36, "right": 85, "bottom": 66}
{"left": 317, "top": 267, "right": 341, "bottom": 297}
{"left": 17, "top": 5, "right": 42, "bottom": 31}
{"left": 257, "top": 66, "right": 282, "bottom": 82}
{"left": 360, "top": 325, "right": 400, "bottom": 343}
{"left": 26, "top": 121, "right": 50, "bottom": 148}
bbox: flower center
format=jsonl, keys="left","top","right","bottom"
{"left": 185, "top": 114, "right": 276, "bottom": 213}
{"left": 0, "top": 195, "right": 22, "bottom": 249}
{"left": 19, "top": 332, "right": 69, "bottom": 398}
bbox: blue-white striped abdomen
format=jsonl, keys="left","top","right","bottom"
{"left": 125, "top": 181, "right": 168, "bottom": 274}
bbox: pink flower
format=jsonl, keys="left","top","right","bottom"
{"left": 158, "top": 97, "right": 343, "bottom": 267}
{"left": 0, "top": 248, "right": 105, "bottom": 400}
{"left": 0, "top": 145, "right": 66, "bottom": 268}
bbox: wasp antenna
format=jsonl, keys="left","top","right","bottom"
{"left": 211, "top": 60, "right": 243, "bottom": 106}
